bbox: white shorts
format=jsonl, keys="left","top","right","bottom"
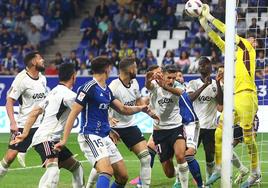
{"left": 184, "top": 121, "right": 200, "bottom": 150}
{"left": 78, "top": 134, "right": 123, "bottom": 166}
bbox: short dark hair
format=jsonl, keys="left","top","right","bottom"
{"left": 58, "top": 63, "right": 76, "bottom": 81}
{"left": 119, "top": 58, "right": 136, "bottom": 71}
{"left": 91, "top": 56, "right": 112, "bottom": 74}
{"left": 198, "top": 56, "right": 211, "bottom": 64}
{"left": 147, "top": 65, "right": 159, "bottom": 72}
{"left": 162, "top": 64, "right": 177, "bottom": 73}
{"left": 24, "top": 51, "right": 40, "bottom": 67}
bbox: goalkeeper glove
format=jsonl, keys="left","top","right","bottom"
{"left": 199, "top": 16, "right": 212, "bottom": 32}
{"left": 201, "top": 4, "right": 215, "bottom": 22}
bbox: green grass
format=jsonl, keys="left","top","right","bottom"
{"left": 0, "top": 133, "right": 267, "bottom": 188}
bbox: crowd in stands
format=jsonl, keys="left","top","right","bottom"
{"left": 0, "top": 0, "right": 83, "bottom": 75}
{"left": 1, "top": 0, "right": 268, "bottom": 78}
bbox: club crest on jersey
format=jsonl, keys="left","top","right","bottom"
{"left": 212, "top": 87, "right": 216, "bottom": 92}
{"left": 77, "top": 92, "right": 86, "bottom": 101}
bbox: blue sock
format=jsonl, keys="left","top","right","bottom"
{"left": 148, "top": 147, "right": 156, "bottom": 168}
{"left": 97, "top": 172, "right": 111, "bottom": 188}
{"left": 185, "top": 155, "right": 203, "bottom": 187}
{"left": 110, "top": 181, "right": 125, "bottom": 188}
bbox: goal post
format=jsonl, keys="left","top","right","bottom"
{"left": 221, "top": 0, "right": 236, "bottom": 187}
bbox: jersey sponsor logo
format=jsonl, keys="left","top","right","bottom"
{"left": 77, "top": 92, "right": 86, "bottom": 101}
{"left": 32, "top": 93, "right": 46, "bottom": 99}
{"left": 99, "top": 103, "right": 110, "bottom": 109}
{"left": 158, "top": 98, "right": 174, "bottom": 105}
{"left": 198, "top": 96, "right": 212, "bottom": 102}
{"left": 124, "top": 100, "right": 136, "bottom": 106}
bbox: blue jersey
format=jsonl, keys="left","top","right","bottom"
{"left": 179, "top": 92, "right": 198, "bottom": 125}
{"left": 75, "top": 79, "right": 115, "bottom": 137}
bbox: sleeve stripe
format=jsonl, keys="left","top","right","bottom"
{"left": 83, "top": 80, "right": 96, "bottom": 92}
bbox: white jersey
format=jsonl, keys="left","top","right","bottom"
{"left": 31, "top": 84, "right": 76, "bottom": 146}
{"left": 187, "top": 78, "right": 218, "bottom": 129}
{"left": 7, "top": 69, "right": 47, "bottom": 128}
{"left": 109, "top": 78, "right": 141, "bottom": 128}
{"left": 149, "top": 80, "right": 183, "bottom": 130}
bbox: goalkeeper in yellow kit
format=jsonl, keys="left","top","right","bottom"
{"left": 199, "top": 5, "right": 260, "bottom": 188}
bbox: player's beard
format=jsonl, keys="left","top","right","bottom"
{"left": 129, "top": 72, "right": 136, "bottom": 79}
{"left": 36, "top": 64, "right": 45, "bottom": 72}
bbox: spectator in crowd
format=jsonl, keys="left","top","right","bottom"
{"left": 110, "top": 49, "right": 120, "bottom": 69}
{"left": 118, "top": 40, "right": 133, "bottom": 60}
{"left": 85, "top": 51, "right": 95, "bottom": 73}
{"left": 122, "top": 11, "right": 139, "bottom": 40}
{"left": 149, "top": 5, "right": 162, "bottom": 38}
{"left": 26, "top": 24, "right": 40, "bottom": 50}
{"left": 30, "top": 7, "right": 44, "bottom": 30}
{"left": 195, "top": 26, "right": 208, "bottom": 48}
{"left": 210, "top": 49, "right": 222, "bottom": 73}
{"left": 236, "top": 13, "right": 246, "bottom": 36}
{"left": 51, "top": 9, "right": 64, "bottom": 32}
{"left": 54, "top": 52, "right": 64, "bottom": 66}
{"left": 175, "top": 50, "right": 191, "bottom": 73}
{"left": 108, "top": 0, "right": 119, "bottom": 17}
{"left": 15, "top": 10, "right": 29, "bottom": 35}
{"left": 248, "top": 17, "right": 260, "bottom": 35}
{"left": 113, "top": 6, "right": 128, "bottom": 31}
{"left": 104, "top": 23, "right": 120, "bottom": 48}
{"left": 146, "top": 50, "right": 157, "bottom": 66}
{"left": 3, "top": 11, "right": 15, "bottom": 31}
{"left": 135, "top": 40, "right": 147, "bottom": 59}
{"left": 98, "top": 15, "right": 109, "bottom": 33}
{"left": 138, "top": 15, "right": 151, "bottom": 39}
{"left": 188, "top": 49, "right": 201, "bottom": 74}
{"left": 256, "top": 50, "right": 268, "bottom": 78}
{"left": 77, "top": 63, "right": 89, "bottom": 76}
{"left": 94, "top": 0, "right": 109, "bottom": 21}
{"left": 80, "top": 11, "right": 96, "bottom": 35}
{"left": 66, "top": 50, "right": 81, "bottom": 71}
{"left": 131, "top": 51, "right": 141, "bottom": 67}
{"left": 138, "top": 58, "right": 148, "bottom": 74}
{"left": 107, "top": 41, "right": 118, "bottom": 57}
{"left": 1, "top": 50, "right": 18, "bottom": 75}
{"left": 0, "top": 26, "right": 12, "bottom": 55}
{"left": 162, "top": 49, "right": 174, "bottom": 65}
{"left": 45, "top": 61, "right": 58, "bottom": 75}
{"left": 163, "top": 6, "right": 177, "bottom": 30}
{"left": 13, "top": 27, "right": 27, "bottom": 51}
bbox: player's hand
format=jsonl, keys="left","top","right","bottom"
{"left": 10, "top": 121, "right": 18, "bottom": 133}
{"left": 109, "top": 117, "right": 119, "bottom": 127}
{"left": 109, "top": 129, "right": 120, "bottom": 144}
{"left": 201, "top": 4, "right": 210, "bottom": 17}
{"left": 146, "top": 71, "right": 155, "bottom": 82}
{"left": 10, "top": 133, "right": 27, "bottom": 145}
{"left": 216, "top": 72, "right": 224, "bottom": 82}
{"left": 142, "top": 106, "right": 160, "bottom": 122}
{"left": 54, "top": 140, "right": 66, "bottom": 151}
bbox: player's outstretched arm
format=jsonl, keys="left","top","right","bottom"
{"left": 111, "top": 99, "right": 146, "bottom": 115}
{"left": 145, "top": 71, "right": 156, "bottom": 90}
{"left": 54, "top": 102, "right": 83, "bottom": 150}
{"left": 6, "top": 97, "right": 18, "bottom": 133}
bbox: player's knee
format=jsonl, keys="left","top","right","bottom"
{"left": 175, "top": 152, "right": 185, "bottom": 163}
{"left": 115, "top": 171, "right": 128, "bottom": 185}
{"left": 138, "top": 150, "right": 151, "bottom": 167}
{"left": 100, "top": 165, "right": 114, "bottom": 176}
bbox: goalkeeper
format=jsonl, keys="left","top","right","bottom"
{"left": 199, "top": 4, "right": 260, "bottom": 188}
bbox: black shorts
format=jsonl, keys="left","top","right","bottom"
{"left": 197, "top": 128, "right": 216, "bottom": 148}
{"left": 34, "top": 141, "right": 73, "bottom": 167}
{"left": 234, "top": 125, "right": 243, "bottom": 142}
{"left": 8, "top": 128, "right": 38, "bottom": 152}
{"left": 153, "top": 126, "right": 185, "bottom": 163}
{"left": 112, "top": 126, "right": 145, "bottom": 149}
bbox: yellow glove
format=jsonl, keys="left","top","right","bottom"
{"left": 201, "top": 4, "right": 215, "bottom": 22}
{"left": 199, "top": 16, "right": 212, "bottom": 32}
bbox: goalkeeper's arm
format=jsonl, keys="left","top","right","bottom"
{"left": 200, "top": 4, "right": 241, "bottom": 51}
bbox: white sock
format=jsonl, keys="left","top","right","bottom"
{"left": 177, "top": 162, "right": 189, "bottom": 188}
{"left": 86, "top": 168, "right": 98, "bottom": 188}
{"left": 72, "top": 163, "right": 85, "bottom": 188}
{"left": 39, "top": 162, "right": 60, "bottom": 188}
{"left": 138, "top": 150, "right": 151, "bottom": 188}
{"left": 232, "top": 151, "right": 243, "bottom": 170}
{"left": 174, "top": 166, "right": 179, "bottom": 183}
{"left": 0, "top": 159, "right": 9, "bottom": 178}
{"left": 17, "top": 152, "right": 26, "bottom": 167}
